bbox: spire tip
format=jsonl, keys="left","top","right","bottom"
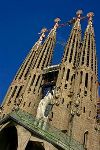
{"left": 87, "top": 12, "right": 94, "bottom": 19}
{"left": 54, "top": 18, "right": 61, "bottom": 23}
{"left": 76, "top": 10, "right": 83, "bottom": 17}
{"left": 53, "top": 18, "right": 61, "bottom": 30}
{"left": 41, "top": 28, "right": 47, "bottom": 34}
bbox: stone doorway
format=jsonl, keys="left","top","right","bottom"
{"left": 25, "top": 141, "right": 45, "bottom": 150}
{"left": 0, "top": 126, "right": 18, "bottom": 150}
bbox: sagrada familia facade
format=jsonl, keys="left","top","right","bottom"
{"left": 0, "top": 10, "right": 100, "bottom": 150}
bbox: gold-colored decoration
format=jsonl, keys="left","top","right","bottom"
{"left": 87, "top": 12, "right": 94, "bottom": 18}
{"left": 40, "top": 28, "right": 47, "bottom": 34}
{"left": 54, "top": 18, "right": 61, "bottom": 23}
{"left": 76, "top": 10, "right": 83, "bottom": 16}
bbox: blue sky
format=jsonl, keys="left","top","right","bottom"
{"left": 0, "top": 0, "right": 100, "bottom": 103}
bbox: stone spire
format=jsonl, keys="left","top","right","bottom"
{"left": 79, "top": 12, "right": 97, "bottom": 74}
{"left": 73, "top": 12, "right": 98, "bottom": 115}
{"left": 19, "top": 18, "right": 60, "bottom": 116}
{"left": 62, "top": 10, "right": 82, "bottom": 64}
{"left": 34, "top": 18, "right": 60, "bottom": 69}
{"left": 50, "top": 10, "right": 82, "bottom": 130}
{"left": 73, "top": 12, "right": 98, "bottom": 108}
{"left": 0, "top": 29, "right": 47, "bottom": 116}
{"left": 70, "top": 12, "right": 99, "bottom": 150}
{"left": 56, "top": 10, "right": 82, "bottom": 89}
{"left": 15, "top": 28, "right": 47, "bottom": 80}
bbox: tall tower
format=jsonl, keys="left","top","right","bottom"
{"left": 1, "top": 19, "right": 60, "bottom": 117}
{"left": 70, "top": 12, "right": 99, "bottom": 150}
{"left": 0, "top": 28, "right": 47, "bottom": 117}
{"left": 20, "top": 18, "right": 60, "bottom": 116}
{"left": 50, "top": 10, "right": 82, "bottom": 131}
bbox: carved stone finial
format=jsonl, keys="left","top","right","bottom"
{"left": 76, "top": 10, "right": 83, "bottom": 18}
{"left": 87, "top": 12, "right": 94, "bottom": 21}
{"left": 37, "top": 28, "right": 47, "bottom": 48}
{"left": 54, "top": 18, "right": 61, "bottom": 29}
{"left": 40, "top": 28, "right": 47, "bottom": 34}
{"left": 54, "top": 18, "right": 61, "bottom": 23}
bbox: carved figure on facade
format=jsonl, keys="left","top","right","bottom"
{"left": 36, "top": 90, "right": 55, "bottom": 122}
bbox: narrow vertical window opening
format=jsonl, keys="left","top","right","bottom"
{"left": 16, "top": 86, "right": 23, "bottom": 98}
{"left": 11, "top": 86, "right": 17, "bottom": 98}
{"left": 35, "top": 75, "right": 40, "bottom": 87}
{"left": 83, "top": 131, "right": 88, "bottom": 149}
{"left": 66, "top": 69, "right": 70, "bottom": 81}
{"left": 83, "top": 107, "right": 85, "bottom": 113}
{"left": 30, "top": 74, "right": 36, "bottom": 87}
{"left": 85, "top": 73, "right": 88, "bottom": 88}
{"left": 28, "top": 102, "right": 31, "bottom": 107}
{"left": 89, "top": 111, "right": 91, "bottom": 117}
{"left": 90, "top": 77, "right": 93, "bottom": 92}
{"left": 80, "top": 71, "right": 83, "bottom": 85}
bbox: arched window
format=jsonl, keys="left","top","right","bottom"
{"left": 83, "top": 131, "right": 88, "bottom": 149}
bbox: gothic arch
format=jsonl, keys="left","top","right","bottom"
{"left": 25, "top": 141, "right": 45, "bottom": 150}
{"left": 0, "top": 125, "right": 18, "bottom": 150}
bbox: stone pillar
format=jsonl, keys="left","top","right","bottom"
{"left": 16, "top": 125, "right": 31, "bottom": 150}
{"left": 44, "top": 141, "right": 58, "bottom": 150}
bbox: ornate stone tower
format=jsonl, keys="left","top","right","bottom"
{"left": 1, "top": 18, "right": 60, "bottom": 117}
{"left": 70, "top": 12, "right": 100, "bottom": 150}
{"left": 19, "top": 18, "right": 60, "bottom": 116}
{"left": 0, "top": 28, "right": 47, "bottom": 116}
{"left": 51, "top": 10, "right": 82, "bottom": 130}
